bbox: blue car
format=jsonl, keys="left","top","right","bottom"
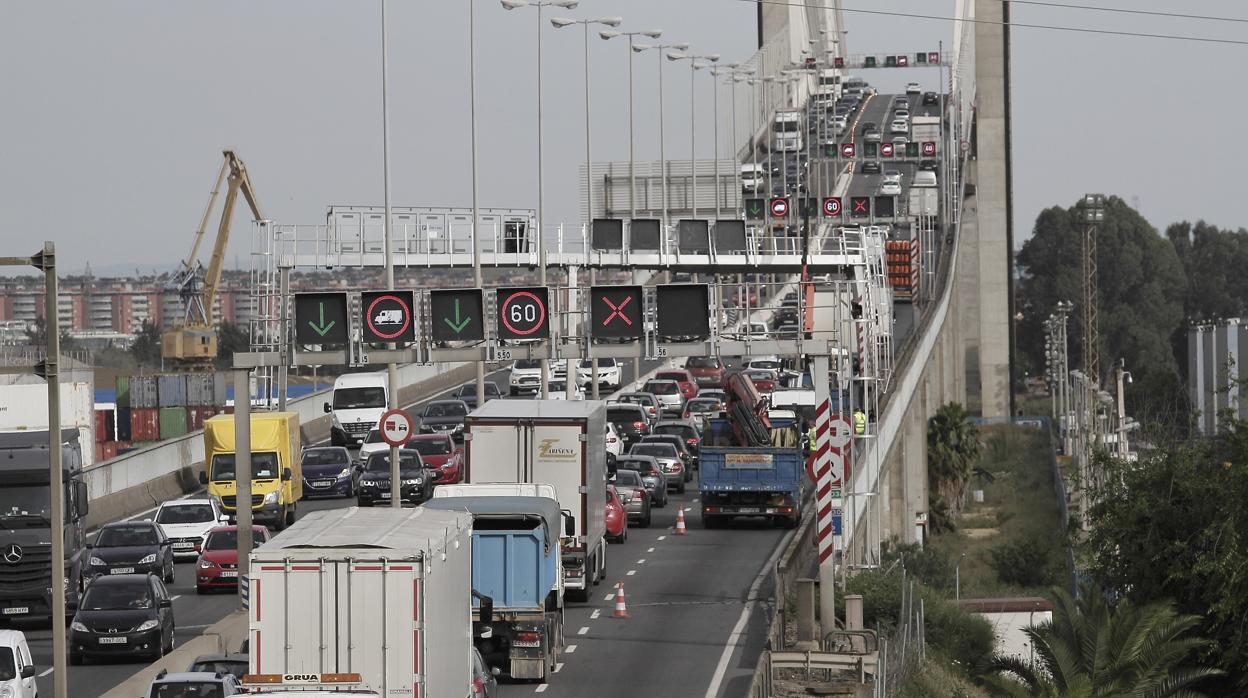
{"left": 300, "top": 446, "right": 358, "bottom": 498}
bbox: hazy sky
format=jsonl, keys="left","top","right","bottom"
{"left": 2, "top": 1, "right": 1245, "bottom": 275}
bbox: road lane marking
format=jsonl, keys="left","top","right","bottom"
{"left": 39, "top": 668, "right": 53, "bottom": 677}
{"left": 170, "top": 595, "right": 181, "bottom": 601}
{"left": 647, "top": 547, "right": 655, "bottom": 553}
{"left": 637, "top": 559, "right": 646, "bottom": 564}
{"left": 626, "top": 570, "right": 636, "bottom": 576}
{"left": 604, "top": 593, "right": 615, "bottom": 602}
{"left": 553, "top": 663, "right": 564, "bottom": 673}
{"left": 577, "top": 626, "right": 589, "bottom": 635}
{"left": 535, "top": 684, "right": 548, "bottom": 693}
{"left": 684, "top": 507, "right": 692, "bottom": 512}
{"left": 703, "top": 522, "right": 800, "bottom": 698}
{"left": 566, "top": 644, "right": 577, "bottom": 654}
{"left": 657, "top": 535, "right": 666, "bottom": 541}
{"left": 692, "top": 497, "right": 700, "bottom": 503}
{"left": 590, "top": 609, "right": 600, "bottom": 619}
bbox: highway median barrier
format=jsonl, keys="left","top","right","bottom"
{"left": 99, "top": 611, "right": 248, "bottom": 698}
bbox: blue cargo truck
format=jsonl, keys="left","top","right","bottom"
{"left": 698, "top": 416, "right": 805, "bottom": 528}
{"left": 426, "top": 486, "right": 568, "bottom": 682}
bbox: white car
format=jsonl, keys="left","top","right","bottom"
{"left": 893, "top": 108, "right": 910, "bottom": 121}
{"left": 508, "top": 359, "right": 543, "bottom": 396}
{"left": 358, "top": 428, "right": 391, "bottom": 462}
{"left": 882, "top": 170, "right": 902, "bottom": 184}
{"left": 575, "top": 358, "right": 622, "bottom": 391}
{"left": 0, "top": 630, "right": 36, "bottom": 698}
{"left": 890, "top": 119, "right": 909, "bottom": 134}
{"left": 152, "top": 498, "right": 226, "bottom": 559}
{"left": 605, "top": 423, "right": 624, "bottom": 459}
{"left": 906, "top": 82, "right": 921, "bottom": 94}
{"left": 548, "top": 379, "right": 585, "bottom": 401}
{"left": 879, "top": 180, "right": 902, "bottom": 196}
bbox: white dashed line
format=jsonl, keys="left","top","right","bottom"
{"left": 637, "top": 559, "right": 646, "bottom": 564}
{"left": 39, "top": 668, "right": 53, "bottom": 678}
{"left": 647, "top": 547, "right": 655, "bottom": 553}
{"left": 604, "top": 593, "right": 615, "bottom": 602}
{"left": 657, "top": 535, "right": 667, "bottom": 541}
{"left": 566, "top": 644, "right": 578, "bottom": 654}
{"left": 553, "top": 663, "right": 564, "bottom": 673}
{"left": 692, "top": 498, "right": 700, "bottom": 503}
{"left": 626, "top": 569, "right": 636, "bottom": 576}
{"left": 590, "top": 609, "right": 601, "bottom": 619}
{"left": 535, "top": 684, "right": 548, "bottom": 693}
{"left": 577, "top": 626, "right": 589, "bottom": 635}
{"left": 170, "top": 595, "right": 181, "bottom": 601}
{"left": 684, "top": 507, "right": 693, "bottom": 512}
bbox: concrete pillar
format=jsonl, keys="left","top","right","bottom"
{"left": 796, "top": 578, "right": 818, "bottom": 646}
{"left": 973, "top": 0, "right": 1014, "bottom": 417}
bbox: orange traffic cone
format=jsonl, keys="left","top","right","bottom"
{"left": 612, "top": 582, "right": 630, "bottom": 619}
{"left": 674, "top": 507, "right": 688, "bottom": 536}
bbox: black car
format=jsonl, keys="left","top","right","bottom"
{"left": 356, "top": 450, "right": 435, "bottom": 507}
{"left": 453, "top": 382, "right": 502, "bottom": 410}
{"left": 922, "top": 91, "right": 939, "bottom": 106}
{"left": 87, "top": 521, "right": 175, "bottom": 583}
{"left": 419, "top": 399, "right": 470, "bottom": 441}
{"left": 860, "top": 161, "right": 882, "bottom": 174}
{"left": 606, "top": 404, "right": 651, "bottom": 449}
{"left": 919, "top": 159, "right": 939, "bottom": 172}
{"left": 187, "top": 652, "right": 249, "bottom": 679}
{"left": 70, "top": 573, "right": 174, "bottom": 664}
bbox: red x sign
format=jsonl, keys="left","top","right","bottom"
{"left": 602, "top": 295, "right": 633, "bottom": 326}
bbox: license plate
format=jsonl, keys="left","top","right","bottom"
{"left": 220, "top": 571, "right": 238, "bottom": 578}
{"left": 315, "top": 480, "right": 334, "bottom": 487}
{"left": 380, "top": 492, "right": 392, "bottom": 498}
{"left": 737, "top": 507, "right": 761, "bottom": 514}
{"left": 173, "top": 542, "right": 195, "bottom": 549}
{"left": 1, "top": 607, "right": 28, "bottom": 615}
{"left": 110, "top": 567, "right": 135, "bottom": 574}
{"left": 99, "top": 636, "right": 128, "bottom": 645}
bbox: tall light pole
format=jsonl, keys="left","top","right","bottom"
{"left": 501, "top": 0, "right": 579, "bottom": 399}
{"left": 599, "top": 27, "right": 663, "bottom": 221}
{"left": 553, "top": 14, "right": 621, "bottom": 400}
{"left": 668, "top": 51, "right": 719, "bottom": 219}
{"left": 724, "top": 67, "right": 755, "bottom": 217}
{"left": 697, "top": 62, "right": 739, "bottom": 219}
{"left": 633, "top": 41, "right": 689, "bottom": 230}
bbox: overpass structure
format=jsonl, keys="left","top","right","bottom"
{"left": 51, "top": 2, "right": 1015, "bottom": 696}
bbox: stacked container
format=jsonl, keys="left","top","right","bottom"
{"left": 186, "top": 373, "right": 227, "bottom": 408}
{"left": 94, "top": 409, "right": 115, "bottom": 443}
{"left": 130, "top": 408, "right": 161, "bottom": 442}
{"left": 159, "top": 406, "right": 188, "bottom": 440}
{"left": 157, "top": 374, "right": 188, "bottom": 408}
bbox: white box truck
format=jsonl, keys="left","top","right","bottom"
{"left": 464, "top": 400, "right": 607, "bottom": 602}
{"left": 248, "top": 507, "right": 476, "bottom": 698}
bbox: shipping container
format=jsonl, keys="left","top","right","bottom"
{"left": 94, "top": 409, "right": 115, "bottom": 443}
{"left": 95, "top": 441, "right": 120, "bottom": 462}
{"left": 186, "top": 372, "right": 227, "bottom": 407}
{"left": 159, "top": 406, "right": 188, "bottom": 440}
{"left": 130, "top": 407, "right": 161, "bottom": 442}
{"left": 157, "top": 374, "right": 188, "bottom": 407}
{"left": 116, "top": 407, "right": 132, "bottom": 441}
{"left": 117, "top": 445, "right": 139, "bottom": 456}
{"left": 249, "top": 508, "right": 475, "bottom": 697}
{"left": 130, "top": 375, "right": 159, "bottom": 408}
{"left": 0, "top": 380, "right": 97, "bottom": 466}
{"left": 186, "top": 406, "right": 220, "bottom": 431}
{"left": 115, "top": 376, "right": 131, "bottom": 408}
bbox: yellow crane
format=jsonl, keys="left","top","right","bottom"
{"left": 161, "top": 149, "right": 263, "bottom": 367}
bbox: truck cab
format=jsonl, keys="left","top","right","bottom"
{"left": 200, "top": 413, "right": 302, "bottom": 529}
{"left": 324, "top": 372, "right": 388, "bottom": 446}
{"left": 0, "top": 430, "right": 90, "bottom": 622}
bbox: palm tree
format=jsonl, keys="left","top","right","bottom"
{"left": 927, "top": 402, "right": 980, "bottom": 511}
{"left": 986, "top": 585, "right": 1223, "bottom": 697}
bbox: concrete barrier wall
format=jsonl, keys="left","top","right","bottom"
{"left": 82, "top": 361, "right": 483, "bottom": 528}
{"left": 101, "top": 611, "right": 248, "bottom": 698}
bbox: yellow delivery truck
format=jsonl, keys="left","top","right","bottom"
{"left": 200, "top": 412, "right": 302, "bottom": 529}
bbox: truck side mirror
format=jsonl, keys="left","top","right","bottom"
{"left": 281, "top": 468, "right": 293, "bottom": 482}
{"left": 478, "top": 594, "right": 493, "bottom": 625}
{"left": 76, "top": 481, "right": 89, "bottom": 517}
{"left": 20, "top": 665, "right": 35, "bottom": 679}
{"left": 198, "top": 471, "right": 209, "bottom": 485}
{"left": 323, "top": 402, "right": 332, "bottom": 414}
{"left": 561, "top": 509, "right": 576, "bottom": 537}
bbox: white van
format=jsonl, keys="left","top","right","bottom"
{"left": 912, "top": 170, "right": 938, "bottom": 188}
{"left": 740, "top": 164, "right": 765, "bottom": 193}
{"left": 324, "top": 372, "right": 388, "bottom": 446}
{"left": 0, "top": 630, "right": 37, "bottom": 698}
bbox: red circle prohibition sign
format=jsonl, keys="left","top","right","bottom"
{"left": 366, "top": 294, "right": 412, "bottom": 340}
{"left": 501, "top": 291, "right": 547, "bottom": 336}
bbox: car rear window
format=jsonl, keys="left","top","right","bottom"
{"left": 607, "top": 407, "right": 644, "bottom": 422}
{"left": 686, "top": 357, "right": 721, "bottom": 369}
{"left": 655, "top": 372, "right": 687, "bottom": 381}
{"left": 645, "top": 382, "right": 680, "bottom": 395}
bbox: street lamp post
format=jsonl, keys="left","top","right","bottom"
{"left": 633, "top": 41, "right": 689, "bottom": 230}
{"left": 501, "top": 0, "right": 580, "bottom": 399}
{"left": 553, "top": 14, "right": 621, "bottom": 400}
{"left": 599, "top": 28, "right": 663, "bottom": 221}
{"left": 668, "top": 51, "right": 719, "bottom": 220}
{"left": 697, "top": 62, "right": 740, "bottom": 219}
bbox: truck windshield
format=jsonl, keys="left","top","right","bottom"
{"left": 332, "top": 387, "right": 386, "bottom": 410}
{"left": 0, "top": 484, "right": 54, "bottom": 525}
{"left": 0, "top": 646, "right": 14, "bottom": 682}
{"left": 210, "top": 453, "right": 280, "bottom": 481}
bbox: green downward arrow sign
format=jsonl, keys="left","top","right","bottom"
{"left": 444, "top": 299, "right": 472, "bottom": 333}
{"left": 308, "top": 302, "right": 336, "bottom": 337}
{"left": 746, "top": 201, "right": 763, "bottom": 218}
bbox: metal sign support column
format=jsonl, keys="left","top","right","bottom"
{"left": 810, "top": 353, "right": 837, "bottom": 637}
{"left": 232, "top": 368, "right": 253, "bottom": 608}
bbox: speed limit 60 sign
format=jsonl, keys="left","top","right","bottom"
{"left": 496, "top": 287, "right": 550, "bottom": 341}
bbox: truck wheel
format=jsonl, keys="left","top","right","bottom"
{"left": 274, "top": 506, "right": 287, "bottom": 531}
{"left": 285, "top": 505, "right": 296, "bottom": 528}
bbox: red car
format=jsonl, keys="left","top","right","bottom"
{"left": 409, "top": 434, "right": 464, "bottom": 485}
{"left": 654, "top": 369, "right": 699, "bottom": 401}
{"left": 685, "top": 357, "right": 725, "bottom": 389}
{"left": 743, "top": 368, "right": 779, "bottom": 394}
{"left": 605, "top": 485, "right": 628, "bottom": 543}
{"left": 196, "top": 525, "right": 269, "bottom": 593}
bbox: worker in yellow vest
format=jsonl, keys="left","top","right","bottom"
{"left": 853, "top": 408, "right": 867, "bottom": 435}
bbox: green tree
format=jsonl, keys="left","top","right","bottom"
{"left": 1015, "top": 196, "right": 1186, "bottom": 422}
{"left": 985, "top": 585, "right": 1222, "bottom": 697}
{"left": 216, "top": 320, "right": 250, "bottom": 368}
{"left": 928, "top": 402, "right": 980, "bottom": 513}
{"left": 131, "top": 320, "right": 162, "bottom": 367}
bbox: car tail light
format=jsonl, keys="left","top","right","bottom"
{"left": 634, "top": 488, "right": 647, "bottom": 500}
{"left": 687, "top": 438, "right": 698, "bottom": 445}
{"left": 472, "top": 677, "right": 485, "bottom": 693}
{"left": 514, "top": 631, "right": 542, "bottom": 647}
{"left": 633, "top": 421, "right": 644, "bottom": 430}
